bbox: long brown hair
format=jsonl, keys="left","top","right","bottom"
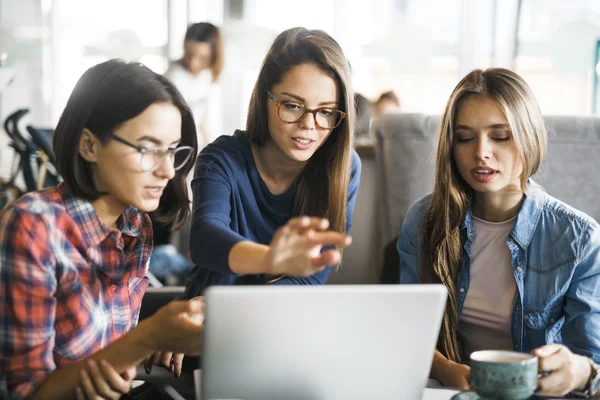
{"left": 420, "top": 68, "right": 547, "bottom": 362}
{"left": 246, "top": 27, "right": 354, "bottom": 239}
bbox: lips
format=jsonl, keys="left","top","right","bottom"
{"left": 144, "top": 186, "right": 166, "bottom": 199}
{"left": 471, "top": 166, "right": 498, "bottom": 183}
{"left": 291, "top": 137, "right": 315, "bottom": 150}
{"left": 292, "top": 137, "right": 314, "bottom": 144}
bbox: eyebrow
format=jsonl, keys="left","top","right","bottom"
{"left": 137, "top": 135, "right": 181, "bottom": 146}
{"left": 280, "top": 91, "right": 338, "bottom": 107}
{"left": 454, "top": 123, "right": 510, "bottom": 131}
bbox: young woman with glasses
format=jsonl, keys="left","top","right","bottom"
{"left": 190, "top": 26, "right": 360, "bottom": 288}
{"left": 146, "top": 26, "right": 361, "bottom": 375}
{"left": 185, "top": 26, "right": 361, "bottom": 291}
{"left": 0, "top": 59, "right": 204, "bottom": 400}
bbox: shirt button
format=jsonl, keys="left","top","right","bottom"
{"left": 110, "top": 284, "right": 117, "bottom": 291}
{"left": 517, "top": 267, "right": 523, "bottom": 273}
{"left": 459, "top": 288, "right": 465, "bottom": 293}
{"left": 550, "top": 319, "right": 555, "bottom": 323}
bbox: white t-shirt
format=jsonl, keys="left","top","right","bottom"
{"left": 164, "top": 62, "right": 223, "bottom": 150}
{"left": 457, "top": 215, "right": 517, "bottom": 358}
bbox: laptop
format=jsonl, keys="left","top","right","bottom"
{"left": 201, "top": 285, "right": 447, "bottom": 400}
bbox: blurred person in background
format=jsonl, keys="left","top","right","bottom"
{"left": 374, "top": 90, "right": 400, "bottom": 117}
{"left": 164, "top": 22, "right": 224, "bottom": 150}
{"left": 354, "top": 92, "right": 373, "bottom": 143}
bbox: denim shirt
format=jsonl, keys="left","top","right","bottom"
{"left": 397, "top": 187, "right": 600, "bottom": 363}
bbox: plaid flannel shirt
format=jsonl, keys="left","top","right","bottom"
{"left": 0, "top": 184, "right": 152, "bottom": 398}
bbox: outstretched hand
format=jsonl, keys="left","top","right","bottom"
{"left": 264, "top": 217, "right": 352, "bottom": 277}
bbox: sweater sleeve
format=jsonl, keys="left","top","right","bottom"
{"left": 189, "top": 159, "right": 245, "bottom": 274}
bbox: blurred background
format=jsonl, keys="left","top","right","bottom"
{"left": 2, "top": 0, "right": 600, "bottom": 180}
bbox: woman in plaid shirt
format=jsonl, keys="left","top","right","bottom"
{"left": 0, "top": 60, "right": 203, "bottom": 399}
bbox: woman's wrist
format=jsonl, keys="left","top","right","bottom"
{"left": 133, "top": 317, "right": 159, "bottom": 354}
{"left": 574, "top": 355, "right": 594, "bottom": 392}
{"left": 229, "top": 241, "right": 271, "bottom": 274}
{"left": 431, "top": 352, "right": 453, "bottom": 382}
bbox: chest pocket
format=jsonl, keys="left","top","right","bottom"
{"left": 524, "top": 254, "right": 575, "bottom": 311}
{"left": 524, "top": 304, "right": 563, "bottom": 349}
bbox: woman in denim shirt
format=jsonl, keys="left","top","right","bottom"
{"left": 398, "top": 68, "right": 600, "bottom": 398}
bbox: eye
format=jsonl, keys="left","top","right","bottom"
{"left": 493, "top": 137, "right": 511, "bottom": 142}
{"left": 282, "top": 102, "right": 302, "bottom": 111}
{"left": 455, "top": 136, "right": 473, "bottom": 143}
{"left": 318, "top": 109, "right": 334, "bottom": 117}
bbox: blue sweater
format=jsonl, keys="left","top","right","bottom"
{"left": 184, "top": 130, "right": 361, "bottom": 297}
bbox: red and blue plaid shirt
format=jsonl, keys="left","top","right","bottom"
{"left": 0, "top": 183, "right": 152, "bottom": 398}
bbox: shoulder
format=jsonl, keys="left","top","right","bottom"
{"left": 536, "top": 191, "right": 599, "bottom": 237}
{"left": 347, "top": 150, "right": 362, "bottom": 189}
{"left": 350, "top": 149, "right": 361, "bottom": 177}
{"left": 400, "top": 194, "right": 432, "bottom": 237}
{"left": 0, "top": 188, "right": 66, "bottom": 249}
{"left": 198, "top": 131, "right": 249, "bottom": 165}
{"left": 529, "top": 190, "right": 600, "bottom": 258}
{"left": 1, "top": 187, "right": 65, "bottom": 222}
{"left": 406, "top": 194, "right": 432, "bottom": 226}
{"left": 195, "top": 131, "right": 252, "bottom": 177}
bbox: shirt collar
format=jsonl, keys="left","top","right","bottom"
{"left": 461, "top": 180, "right": 544, "bottom": 248}
{"left": 59, "top": 183, "right": 143, "bottom": 246}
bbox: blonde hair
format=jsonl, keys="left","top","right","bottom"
{"left": 420, "top": 68, "right": 547, "bottom": 362}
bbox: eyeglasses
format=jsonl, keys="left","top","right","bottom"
{"left": 267, "top": 90, "right": 346, "bottom": 130}
{"left": 108, "top": 133, "right": 194, "bottom": 173}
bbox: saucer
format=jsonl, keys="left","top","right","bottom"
{"left": 451, "top": 391, "right": 545, "bottom": 400}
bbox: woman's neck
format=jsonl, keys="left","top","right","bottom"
{"left": 472, "top": 189, "right": 524, "bottom": 222}
{"left": 91, "top": 196, "right": 126, "bottom": 229}
{"left": 251, "top": 141, "right": 307, "bottom": 195}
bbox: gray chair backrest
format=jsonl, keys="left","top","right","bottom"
{"left": 534, "top": 116, "right": 600, "bottom": 223}
{"left": 374, "top": 113, "right": 600, "bottom": 248}
{"left": 373, "top": 113, "right": 440, "bottom": 247}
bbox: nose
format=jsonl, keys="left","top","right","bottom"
{"left": 474, "top": 136, "right": 492, "bottom": 161}
{"left": 154, "top": 154, "right": 176, "bottom": 180}
{"left": 297, "top": 110, "right": 316, "bottom": 130}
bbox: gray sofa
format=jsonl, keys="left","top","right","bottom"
{"left": 329, "top": 113, "right": 600, "bottom": 285}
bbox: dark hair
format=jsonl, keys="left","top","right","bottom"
{"left": 53, "top": 59, "right": 198, "bottom": 230}
{"left": 354, "top": 92, "right": 372, "bottom": 138}
{"left": 184, "top": 22, "right": 223, "bottom": 81}
{"left": 376, "top": 90, "right": 400, "bottom": 107}
{"left": 246, "top": 27, "right": 354, "bottom": 240}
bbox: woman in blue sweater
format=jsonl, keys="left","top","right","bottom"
{"left": 146, "top": 26, "right": 360, "bottom": 377}
{"left": 180, "top": 26, "right": 360, "bottom": 298}
{"left": 146, "top": 27, "right": 360, "bottom": 375}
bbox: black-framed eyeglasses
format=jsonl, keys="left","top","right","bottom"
{"left": 108, "top": 133, "right": 194, "bottom": 173}
{"left": 267, "top": 90, "right": 346, "bottom": 130}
